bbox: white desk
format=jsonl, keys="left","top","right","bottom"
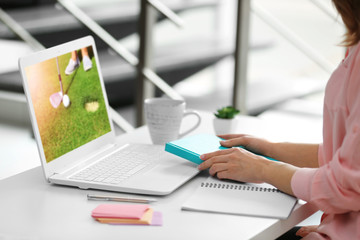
{"left": 0, "top": 111, "right": 318, "bottom": 240}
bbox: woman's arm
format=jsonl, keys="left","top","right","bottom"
{"left": 218, "top": 134, "right": 319, "bottom": 168}
{"left": 197, "top": 134, "right": 319, "bottom": 196}
{"left": 198, "top": 147, "right": 298, "bottom": 196}
{"left": 266, "top": 142, "right": 319, "bottom": 168}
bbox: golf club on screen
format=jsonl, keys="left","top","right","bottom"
{"left": 49, "top": 57, "right": 70, "bottom": 108}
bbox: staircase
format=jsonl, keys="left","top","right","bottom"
{"left": 0, "top": 0, "right": 236, "bottom": 107}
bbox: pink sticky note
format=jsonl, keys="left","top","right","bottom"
{"left": 108, "top": 211, "right": 163, "bottom": 226}
{"left": 91, "top": 204, "right": 149, "bottom": 219}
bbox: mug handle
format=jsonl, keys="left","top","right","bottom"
{"left": 178, "top": 110, "right": 201, "bottom": 138}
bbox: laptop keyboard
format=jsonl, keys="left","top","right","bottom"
{"left": 69, "top": 144, "right": 162, "bottom": 185}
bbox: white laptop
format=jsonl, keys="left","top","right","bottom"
{"left": 19, "top": 36, "right": 199, "bottom": 195}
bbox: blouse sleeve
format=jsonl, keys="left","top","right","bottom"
{"left": 291, "top": 135, "right": 360, "bottom": 214}
{"left": 291, "top": 52, "right": 360, "bottom": 214}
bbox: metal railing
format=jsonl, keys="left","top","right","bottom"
{"left": 57, "top": 0, "right": 184, "bottom": 127}
{"left": 251, "top": 1, "right": 336, "bottom": 74}
{"left": 233, "top": 0, "right": 340, "bottom": 113}
{"left": 0, "top": 8, "right": 44, "bottom": 51}
{"left": 233, "top": 0, "right": 251, "bottom": 115}
{"left": 310, "top": 0, "right": 340, "bottom": 23}
{"left": 0, "top": 7, "right": 135, "bottom": 133}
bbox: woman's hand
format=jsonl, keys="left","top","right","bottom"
{"left": 198, "top": 138, "right": 298, "bottom": 196}
{"left": 217, "top": 134, "right": 273, "bottom": 158}
{"left": 198, "top": 147, "right": 270, "bottom": 183}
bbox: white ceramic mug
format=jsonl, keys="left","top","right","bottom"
{"left": 144, "top": 98, "right": 201, "bottom": 145}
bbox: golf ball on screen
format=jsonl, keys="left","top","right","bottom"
{"left": 63, "top": 95, "right": 70, "bottom": 108}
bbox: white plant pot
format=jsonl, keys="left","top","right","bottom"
{"left": 213, "top": 117, "right": 238, "bottom": 135}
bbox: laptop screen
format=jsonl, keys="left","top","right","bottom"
{"left": 24, "top": 45, "right": 111, "bottom": 163}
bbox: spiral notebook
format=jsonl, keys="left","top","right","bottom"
{"left": 182, "top": 177, "right": 297, "bottom": 219}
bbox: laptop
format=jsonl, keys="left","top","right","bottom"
{"left": 19, "top": 36, "right": 199, "bottom": 195}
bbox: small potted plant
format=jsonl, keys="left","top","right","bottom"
{"left": 213, "top": 106, "right": 240, "bottom": 135}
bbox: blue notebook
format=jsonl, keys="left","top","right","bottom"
{"left": 165, "top": 134, "right": 277, "bottom": 164}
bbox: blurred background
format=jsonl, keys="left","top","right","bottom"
{"left": 0, "top": 0, "right": 344, "bottom": 126}
{"left": 0, "top": 0, "right": 344, "bottom": 171}
{"left": 0, "top": 0, "right": 344, "bottom": 176}
{"left": 0, "top": 0, "right": 345, "bottom": 226}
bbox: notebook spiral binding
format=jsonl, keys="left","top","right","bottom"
{"left": 200, "top": 182, "right": 280, "bottom": 192}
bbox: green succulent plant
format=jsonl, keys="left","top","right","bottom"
{"left": 214, "top": 106, "right": 240, "bottom": 119}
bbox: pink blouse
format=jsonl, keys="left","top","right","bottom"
{"left": 291, "top": 42, "right": 360, "bottom": 239}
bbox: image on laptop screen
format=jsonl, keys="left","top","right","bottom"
{"left": 24, "top": 45, "right": 111, "bottom": 163}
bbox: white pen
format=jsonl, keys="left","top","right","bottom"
{"left": 87, "top": 194, "right": 157, "bottom": 203}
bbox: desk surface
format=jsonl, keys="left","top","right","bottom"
{"left": 0, "top": 111, "right": 318, "bottom": 240}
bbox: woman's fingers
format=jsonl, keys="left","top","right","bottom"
{"left": 204, "top": 149, "right": 251, "bottom": 182}
{"left": 199, "top": 148, "right": 248, "bottom": 170}
{"left": 216, "top": 170, "right": 232, "bottom": 180}
{"left": 200, "top": 148, "right": 236, "bottom": 159}
{"left": 208, "top": 163, "right": 228, "bottom": 176}
{"left": 217, "top": 134, "right": 246, "bottom": 140}
{"left": 198, "top": 149, "right": 233, "bottom": 170}
{"left": 218, "top": 135, "right": 253, "bottom": 148}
